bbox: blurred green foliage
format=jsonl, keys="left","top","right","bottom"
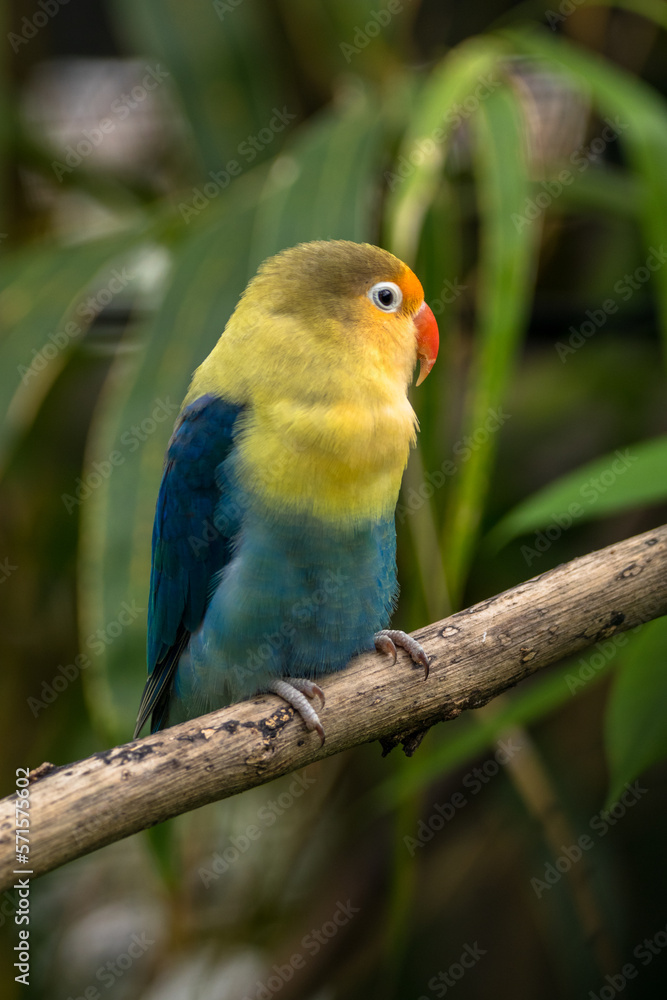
{"left": 2, "top": 1, "right": 667, "bottom": 998}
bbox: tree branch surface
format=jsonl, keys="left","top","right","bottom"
{"left": 2, "top": 524, "right": 666, "bottom": 891}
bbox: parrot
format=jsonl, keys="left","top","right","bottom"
{"left": 133, "top": 240, "right": 439, "bottom": 743}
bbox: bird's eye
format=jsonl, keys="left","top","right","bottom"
{"left": 368, "top": 281, "right": 403, "bottom": 313}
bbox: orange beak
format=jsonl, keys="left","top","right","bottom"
{"left": 414, "top": 301, "right": 439, "bottom": 386}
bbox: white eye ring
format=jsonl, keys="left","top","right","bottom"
{"left": 368, "top": 281, "right": 403, "bottom": 313}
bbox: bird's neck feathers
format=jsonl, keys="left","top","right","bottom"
{"left": 184, "top": 300, "right": 419, "bottom": 524}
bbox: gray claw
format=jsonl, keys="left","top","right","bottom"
{"left": 374, "top": 629, "right": 430, "bottom": 679}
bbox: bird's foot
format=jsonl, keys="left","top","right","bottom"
{"left": 266, "top": 677, "right": 326, "bottom": 745}
{"left": 374, "top": 629, "right": 430, "bottom": 679}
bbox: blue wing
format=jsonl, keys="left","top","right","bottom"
{"left": 134, "top": 393, "right": 242, "bottom": 737}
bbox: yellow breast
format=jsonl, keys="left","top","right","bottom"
{"left": 235, "top": 393, "right": 417, "bottom": 522}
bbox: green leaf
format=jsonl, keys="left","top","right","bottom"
{"left": 386, "top": 35, "right": 508, "bottom": 263}
{"left": 507, "top": 25, "right": 667, "bottom": 361}
{"left": 489, "top": 435, "right": 667, "bottom": 549}
{"left": 442, "top": 84, "right": 540, "bottom": 599}
{"left": 109, "top": 0, "right": 296, "bottom": 177}
{"left": 604, "top": 617, "right": 667, "bottom": 807}
{"left": 0, "top": 231, "right": 144, "bottom": 472}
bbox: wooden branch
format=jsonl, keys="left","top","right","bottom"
{"left": 2, "top": 525, "right": 666, "bottom": 891}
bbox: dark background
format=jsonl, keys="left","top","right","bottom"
{"left": 2, "top": 1, "right": 667, "bottom": 998}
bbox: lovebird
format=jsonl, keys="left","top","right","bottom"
{"left": 134, "top": 240, "right": 439, "bottom": 742}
